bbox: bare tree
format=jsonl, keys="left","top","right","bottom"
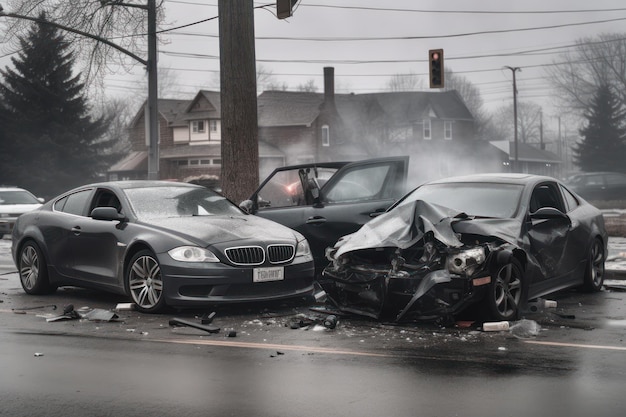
{"left": 490, "top": 101, "right": 543, "bottom": 144}
{"left": 548, "top": 33, "right": 626, "bottom": 113}
{"left": 385, "top": 72, "right": 423, "bottom": 91}
{"left": 0, "top": 0, "right": 165, "bottom": 88}
{"left": 297, "top": 79, "right": 318, "bottom": 92}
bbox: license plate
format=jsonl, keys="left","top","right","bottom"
{"left": 253, "top": 266, "right": 284, "bottom": 283}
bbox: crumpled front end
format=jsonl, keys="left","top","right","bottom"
{"left": 321, "top": 200, "right": 511, "bottom": 322}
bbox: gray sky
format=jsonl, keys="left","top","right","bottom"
{"left": 4, "top": 0, "right": 626, "bottom": 117}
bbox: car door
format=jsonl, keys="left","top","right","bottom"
{"left": 68, "top": 188, "right": 126, "bottom": 287}
{"left": 526, "top": 181, "right": 587, "bottom": 290}
{"left": 250, "top": 157, "right": 409, "bottom": 273}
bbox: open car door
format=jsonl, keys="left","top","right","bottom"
{"left": 244, "top": 157, "right": 409, "bottom": 274}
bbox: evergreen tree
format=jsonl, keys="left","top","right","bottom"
{"left": 573, "top": 84, "right": 626, "bottom": 173}
{"left": 0, "top": 13, "right": 117, "bottom": 198}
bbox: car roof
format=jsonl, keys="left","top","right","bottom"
{"left": 425, "top": 173, "right": 559, "bottom": 186}
{"left": 78, "top": 180, "right": 203, "bottom": 192}
{"left": 0, "top": 186, "right": 33, "bottom": 192}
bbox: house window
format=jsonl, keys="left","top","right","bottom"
{"left": 444, "top": 121, "right": 452, "bottom": 140}
{"left": 423, "top": 119, "right": 431, "bottom": 140}
{"left": 321, "top": 125, "right": 330, "bottom": 147}
{"left": 213, "top": 159, "right": 222, "bottom": 165}
{"left": 192, "top": 120, "right": 205, "bottom": 133}
{"left": 209, "top": 120, "right": 218, "bottom": 132}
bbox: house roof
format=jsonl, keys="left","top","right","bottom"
{"left": 257, "top": 89, "right": 474, "bottom": 128}
{"left": 108, "top": 151, "right": 148, "bottom": 172}
{"left": 182, "top": 90, "right": 221, "bottom": 121}
{"left": 159, "top": 141, "right": 285, "bottom": 159}
{"left": 490, "top": 141, "right": 561, "bottom": 163}
{"left": 129, "top": 99, "right": 192, "bottom": 128}
{"left": 258, "top": 91, "right": 324, "bottom": 127}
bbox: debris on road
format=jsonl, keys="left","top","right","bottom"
{"left": 34, "top": 352, "right": 44, "bottom": 357}
{"left": 115, "top": 303, "right": 135, "bottom": 311}
{"left": 482, "top": 321, "right": 510, "bottom": 332}
{"left": 169, "top": 317, "right": 220, "bottom": 334}
{"left": 12, "top": 304, "right": 57, "bottom": 312}
{"left": 509, "top": 319, "right": 541, "bottom": 338}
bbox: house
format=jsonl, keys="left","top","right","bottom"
{"left": 109, "top": 67, "right": 560, "bottom": 188}
{"left": 490, "top": 140, "right": 561, "bottom": 177}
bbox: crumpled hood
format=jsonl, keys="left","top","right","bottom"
{"left": 332, "top": 200, "right": 521, "bottom": 258}
{"left": 142, "top": 214, "right": 299, "bottom": 246}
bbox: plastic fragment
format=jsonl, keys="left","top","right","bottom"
{"left": 482, "top": 321, "right": 510, "bottom": 331}
{"left": 509, "top": 319, "right": 540, "bottom": 338}
{"left": 34, "top": 352, "right": 44, "bottom": 357}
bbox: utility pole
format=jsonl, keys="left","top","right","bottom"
{"left": 218, "top": 0, "right": 259, "bottom": 203}
{"left": 504, "top": 66, "right": 521, "bottom": 172}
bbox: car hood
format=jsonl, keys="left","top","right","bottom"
{"left": 141, "top": 214, "right": 299, "bottom": 245}
{"left": 0, "top": 204, "right": 42, "bottom": 215}
{"left": 332, "top": 200, "right": 520, "bottom": 258}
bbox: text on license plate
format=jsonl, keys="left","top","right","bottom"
{"left": 253, "top": 266, "right": 284, "bottom": 283}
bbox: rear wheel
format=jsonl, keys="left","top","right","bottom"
{"left": 485, "top": 258, "right": 524, "bottom": 321}
{"left": 19, "top": 241, "right": 56, "bottom": 295}
{"left": 581, "top": 238, "right": 605, "bottom": 292}
{"left": 126, "top": 250, "right": 166, "bottom": 313}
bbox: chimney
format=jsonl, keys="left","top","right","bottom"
{"left": 324, "top": 67, "right": 335, "bottom": 104}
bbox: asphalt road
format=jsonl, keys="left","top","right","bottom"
{"left": 2, "top": 237, "right": 626, "bottom": 417}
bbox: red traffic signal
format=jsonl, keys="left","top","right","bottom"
{"left": 277, "top": 0, "right": 297, "bottom": 19}
{"left": 429, "top": 49, "right": 444, "bottom": 88}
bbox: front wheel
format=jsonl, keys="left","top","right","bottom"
{"left": 485, "top": 258, "right": 525, "bottom": 321}
{"left": 19, "top": 241, "right": 56, "bottom": 295}
{"left": 126, "top": 250, "right": 166, "bottom": 313}
{"left": 581, "top": 238, "right": 605, "bottom": 292}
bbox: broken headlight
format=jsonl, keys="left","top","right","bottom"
{"left": 446, "top": 247, "right": 486, "bottom": 276}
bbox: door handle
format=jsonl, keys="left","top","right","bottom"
{"left": 369, "top": 208, "right": 386, "bottom": 218}
{"left": 71, "top": 226, "right": 81, "bottom": 235}
{"left": 306, "top": 216, "right": 327, "bottom": 224}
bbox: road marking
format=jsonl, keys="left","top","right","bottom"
{"left": 525, "top": 340, "right": 626, "bottom": 351}
{"left": 155, "top": 338, "right": 394, "bottom": 357}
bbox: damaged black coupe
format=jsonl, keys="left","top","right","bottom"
{"left": 322, "top": 174, "right": 607, "bottom": 322}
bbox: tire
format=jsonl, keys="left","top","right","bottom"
{"left": 126, "top": 249, "right": 166, "bottom": 313}
{"left": 485, "top": 258, "right": 525, "bottom": 321}
{"left": 580, "top": 237, "right": 605, "bottom": 292}
{"left": 18, "top": 241, "right": 56, "bottom": 295}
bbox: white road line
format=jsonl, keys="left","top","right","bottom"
{"left": 525, "top": 340, "right": 626, "bottom": 351}
{"left": 154, "top": 338, "right": 394, "bottom": 357}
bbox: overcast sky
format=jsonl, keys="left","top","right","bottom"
{"left": 3, "top": 0, "right": 626, "bottom": 117}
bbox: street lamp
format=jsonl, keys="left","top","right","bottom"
{"left": 0, "top": 1, "right": 159, "bottom": 180}
{"left": 504, "top": 66, "right": 521, "bottom": 173}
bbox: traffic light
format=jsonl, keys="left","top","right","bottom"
{"left": 277, "top": 0, "right": 297, "bottom": 19}
{"left": 429, "top": 49, "right": 444, "bottom": 88}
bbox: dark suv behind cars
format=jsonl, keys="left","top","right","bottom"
{"left": 565, "top": 172, "right": 626, "bottom": 201}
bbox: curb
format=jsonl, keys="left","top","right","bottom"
{"left": 605, "top": 269, "right": 626, "bottom": 280}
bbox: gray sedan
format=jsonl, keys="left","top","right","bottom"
{"left": 11, "top": 181, "right": 315, "bottom": 313}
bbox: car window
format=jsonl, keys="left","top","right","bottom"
{"left": 560, "top": 184, "right": 579, "bottom": 212}
{"left": 324, "top": 164, "right": 392, "bottom": 203}
{"left": 91, "top": 190, "right": 123, "bottom": 213}
{"left": 397, "top": 182, "right": 523, "bottom": 218}
{"left": 56, "top": 190, "right": 93, "bottom": 216}
{"left": 584, "top": 174, "right": 605, "bottom": 186}
{"left": 530, "top": 184, "right": 564, "bottom": 213}
{"left": 255, "top": 169, "right": 306, "bottom": 209}
{"left": 0, "top": 190, "right": 39, "bottom": 205}
{"left": 605, "top": 174, "right": 626, "bottom": 185}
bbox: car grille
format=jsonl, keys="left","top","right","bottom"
{"left": 224, "top": 245, "right": 295, "bottom": 265}
{"left": 267, "top": 244, "right": 295, "bottom": 264}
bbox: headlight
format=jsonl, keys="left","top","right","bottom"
{"left": 294, "top": 236, "right": 313, "bottom": 262}
{"left": 168, "top": 246, "right": 220, "bottom": 263}
{"left": 447, "top": 247, "right": 486, "bottom": 276}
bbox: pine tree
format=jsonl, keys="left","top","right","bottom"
{"left": 573, "top": 84, "right": 626, "bottom": 173}
{"left": 0, "top": 13, "right": 117, "bottom": 198}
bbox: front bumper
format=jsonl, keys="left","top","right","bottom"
{"left": 158, "top": 256, "right": 316, "bottom": 307}
{"left": 321, "top": 266, "right": 490, "bottom": 322}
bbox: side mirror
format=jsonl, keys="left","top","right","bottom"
{"left": 91, "top": 207, "right": 126, "bottom": 222}
{"left": 530, "top": 207, "right": 570, "bottom": 223}
{"left": 239, "top": 199, "right": 254, "bottom": 214}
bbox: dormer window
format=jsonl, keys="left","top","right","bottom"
{"left": 444, "top": 121, "right": 452, "bottom": 140}
{"left": 322, "top": 125, "right": 330, "bottom": 147}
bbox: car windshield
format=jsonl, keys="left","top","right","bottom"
{"left": 0, "top": 190, "right": 40, "bottom": 205}
{"left": 396, "top": 182, "right": 524, "bottom": 219}
{"left": 124, "top": 186, "right": 241, "bottom": 220}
